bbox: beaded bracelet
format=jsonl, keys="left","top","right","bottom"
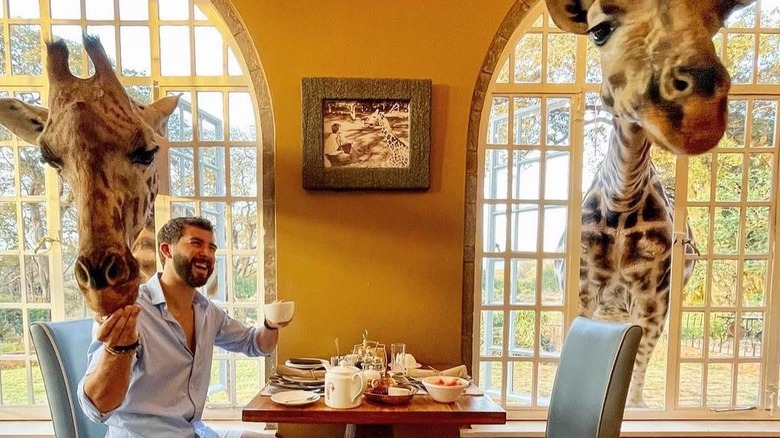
{"left": 263, "top": 319, "right": 278, "bottom": 331}
{"left": 104, "top": 340, "right": 140, "bottom": 357}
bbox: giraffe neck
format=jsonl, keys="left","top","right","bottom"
{"left": 596, "top": 117, "right": 654, "bottom": 212}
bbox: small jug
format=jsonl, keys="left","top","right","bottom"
{"left": 324, "top": 365, "right": 365, "bottom": 409}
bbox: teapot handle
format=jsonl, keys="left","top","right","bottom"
{"left": 350, "top": 372, "right": 365, "bottom": 404}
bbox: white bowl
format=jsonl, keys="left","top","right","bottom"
{"left": 421, "top": 376, "right": 469, "bottom": 403}
{"left": 264, "top": 301, "right": 295, "bottom": 324}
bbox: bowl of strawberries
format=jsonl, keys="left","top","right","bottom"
{"left": 421, "top": 376, "right": 469, "bottom": 403}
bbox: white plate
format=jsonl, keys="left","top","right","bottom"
{"left": 284, "top": 358, "right": 328, "bottom": 370}
{"left": 409, "top": 363, "right": 422, "bottom": 369}
{"left": 271, "top": 390, "right": 320, "bottom": 406}
{"left": 281, "top": 375, "right": 325, "bottom": 385}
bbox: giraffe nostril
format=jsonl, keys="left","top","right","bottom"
{"left": 75, "top": 260, "right": 90, "bottom": 287}
{"left": 104, "top": 254, "right": 121, "bottom": 285}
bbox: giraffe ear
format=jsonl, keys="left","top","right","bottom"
{"left": 146, "top": 94, "right": 181, "bottom": 137}
{"left": 0, "top": 98, "right": 48, "bottom": 145}
{"left": 546, "top": 0, "right": 593, "bottom": 34}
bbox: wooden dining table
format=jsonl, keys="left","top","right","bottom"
{"left": 242, "top": 389, "right": 506, "bottom": 438}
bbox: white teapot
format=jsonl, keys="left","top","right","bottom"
{"left": 324, "top": 365, "right": 365, "bottom": 409}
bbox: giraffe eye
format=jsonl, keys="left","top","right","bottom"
{"left": 130, "top": 145, "right": 159, "bottom": 166}
{"left": 588, "top": 21, "right": 616, "bottom": 47}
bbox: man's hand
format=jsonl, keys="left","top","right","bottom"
{"left": 95, "top": 305, "right": 141, "bottom": 349}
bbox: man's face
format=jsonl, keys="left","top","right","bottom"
{"left": 171, "top": 226, "right": 216, "bottom": 288}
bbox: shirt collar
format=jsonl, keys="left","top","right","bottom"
{"left": 145, "top": 273, "right": 210, "bottom": 309}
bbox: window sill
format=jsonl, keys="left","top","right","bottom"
{"left": 461, "top": 420, "right": 780, "bottom": 437}
{"left": 0, "top": 420, "right": 273, "bottom": 437}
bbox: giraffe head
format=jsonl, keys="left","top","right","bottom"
{"left": 0, "top": 35, "right": 179, "bottom": 315}
{"left": 546, "top": 0, "right": 754, "bottom": 155}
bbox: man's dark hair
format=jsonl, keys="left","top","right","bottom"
{"left": 157, "top": 216, "right": 214, "bottom": 263}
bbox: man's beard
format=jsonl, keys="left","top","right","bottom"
{"left": 173, "top": 253, "right": 213, "bottom": 288}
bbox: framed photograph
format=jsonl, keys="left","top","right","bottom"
{"left": 302, "top": 77, "right": 431, "bottom": 190}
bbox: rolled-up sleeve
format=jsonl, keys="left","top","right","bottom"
{"left": 77, "top": 323, "right": 129, "bottom": 423}
{"left": 212, "top": 308, "right": 266, "bottom": 357}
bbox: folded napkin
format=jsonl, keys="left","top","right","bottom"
{"left": 407, "top": 364, "right": 468, "bottom": 379}
{"left": 275, "top": 364, "right": 326, "bottom": 379}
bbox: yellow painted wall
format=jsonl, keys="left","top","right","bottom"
{"left": 229, "top": 1, "right": 514, "bottom": 435}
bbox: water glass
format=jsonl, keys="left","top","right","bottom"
{"left": 390, "top": 343, "right": 406, "bottom": 375}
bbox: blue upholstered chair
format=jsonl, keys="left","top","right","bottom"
{"left": 30, "top": 318, "right": 107, "bottom": 438}
{"left": 545, "top": 317, "right": 642, "bottom": 438}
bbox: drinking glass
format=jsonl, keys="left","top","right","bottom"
{"left": 390, "top": 343, "right": 406, "bottom": 375}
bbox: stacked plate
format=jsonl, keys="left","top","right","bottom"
{"left": 284, "top": 357, "right": 328, "bottom": 370}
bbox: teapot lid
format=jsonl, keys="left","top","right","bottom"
{"left": 328, "top": 365, "right": 360, "bottom": 374}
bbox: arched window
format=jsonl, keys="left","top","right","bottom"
{"left": 471, "top": 0, "right": 779, "bottom": 420}
{"left": 0, "top": 0, "right": 272, "bottom": 420}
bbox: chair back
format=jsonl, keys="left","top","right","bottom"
{"left": 30, "top": 318, "right": 107, "bottom": 438}
{"left": 546, "top": 317, "right": 642, "bottom": 438}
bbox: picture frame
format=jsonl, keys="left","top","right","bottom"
{"left": 302, "top": 77, "right": 432, "bottom": 190}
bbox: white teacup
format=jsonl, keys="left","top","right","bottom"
{"left": 263, "top": 301, "right": 295, "bottom": 325}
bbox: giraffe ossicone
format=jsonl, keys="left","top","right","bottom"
{"left": 545, "top": 0, "right": 754, "bottom": 407}
{"left": 0, "top": 35, "right": 179, "bottom": 316}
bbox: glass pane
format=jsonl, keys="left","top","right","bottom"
{"left": 169, "top": 147, "right": 194, "bottom": 196}
{"left": 236, "top": 360, "right": 261, "bottom": 405}
{"left": 510, "top": 259, "right": 536, "bottom": 305}
{"left": 25, "top": 256, "right": 50, "bottom": 304}
{"left": 715, "top": 154, "right": 743, "bottom": 201}
{"left": 546, "top": 34, "right": 576, "bottom": 83}
{"left": 683, "top": 259, "right": 708, "bottom": 306}
{"left": 0, "top": 202, "right": 18, "bottom": 251}
{"left": 742, "top": 260, "right": 767, "bottom": 306}
{"left": 229, "top": 92, "right": 256, "bottom": 141}
{"left": 227, "top": 47, "right": 242, "bottom": 76}
{"left": 234, "top": 307, "right": 258, "bottom": 327}
{"left": 207, "top": 359, "right": 229, "bottom": 403}
{"left": 542, "top": 207, "right": 566, "bottom": 253}
{"left": 51, "top": 0, "right": 81, "bottom": 19}
{"left": 0, "top": 256, "right": 20, "bottom": 303}
{"left": 484, "top": 149, "right": 508, "bottom": 200}
{"left": 537, "top": 361, "right": 556, "bottom": 406}
{"left": 585, "top": 42, "right": 602, "bottom": 83}
{"left": 229, "top": 147, "right": 257, "bottom": 197}
{"left": 20, "top": 146, "right": 43, "bottom": 196}
{"left": 513, "top": 97, "right": 541, "bottom": 145}
{"left": 483, "top": 203, "right": 506, "bottom": 252}
{"left": 687, "top": 207, "right": 710, "bottom": 255}
{"left": 747, "top": 153, "right": 773, "bottom": 201}
{"left": 0, "top": 309, "right": 23, "bottom": 353}
{"left": 198, "top": 92, "right": 224, "bottom": 141}
{"left": 713, "top": 207, "right": 740, "bottom": 254}
{"left": 514, "top": 33, "right": 541, "bottom": 83}
{"left": 171, "top": 201, "right": 195, "bottom": 218}
{"left": 710, "top": 312, "right": 736, "bottom": 358}
{"left": 159, "top": 0, "right": 190, "bottom": 20}
{"left": 126, "top": 86, "right": 152, "bottom": 104}
{"left": 511, "top": 204, "right": 538, "bottom": 252}
{"left": 1, "top": 360, "right": 27, "bottom": 404}
{"left": 539, "top": 312, "right": 563, "bottom": 356}
{"left": 512, "top": 150, "right": 540, "bottom": 200}
{"left": 507, "top": 361, "right": 532, "bottom": 406}
{"left": 22, "top": 203, "right": 47, "bottom": 251}
{"left": 119, "top": 0, "right": 148, "bottom": 20}
{"left": 120, "top": 27, "right": 150, "bottom": 76}
{"left": 195, "top": 26, "right": 223, "bottom": 76}
{"left": 201, "top": 202, "right": 227, "bottom": 247}
{"left": 540, "top": 259, "right": 563, "bottom": 305}
{"left": 544, "top": 152, "right": 569, "bottom": 199}
{"left": 487, "top": 97, "right": 509, "bottom": 145}
{"left": 11, "top": 25, "right": 42, "bottom": 76}
{"left": 761, "top": 0, "right": 780, "bottom": 27}
{"left": 9, "top": 0, "right": 39, "bottom": 18}
{"left": 726, "top": 2, "right": 755, "bottom": 27}
{"left": 167, "top": 91, "right": 194, "bottom": 141}
{"left": 745, "top": 206, "right": 769, "bottom": 254}
{"left": 481, "top": 311, "right": 504, "bottom": 357}
{"left": 736, "top": 363, "right": 760, "bottom": 406}
{"left": 688, "top": 154, "right": 712, "bottom": 201}
{"left": 0, "top": 147, "right": 14, "bottom": 196}
{"left": 711, "top": 260, "right": 737, "bottom": 306}
{"left": 194, "top": 4, "right": 208, "bottom": 20}
{"left": 233, "top": 256, "right": 257, "bottom": 303}
{"left": 200, "top": 147, "right": 226, "bottom": 197}
{"left": 707, "top": 363, "right": 733, "bottom": 406}
{"left": 481, "top": 258, "right": 504, "bottom": 305}
{"left": 85, "top": 0, "right": 114, "bottom": 19}
{"left": 495, "top": 58, "right": 510, "bottom": 84}
{"left": 751, "top": 100, "right": 777, "bottom": 146}
{"left": 231, "top": 202, "right": 257, "bottom": 250}
{"left": 680, "top": 312, "right": 705, "bottom": 358}
{"left": 726, "top": 34, "right": 754, "bottom": 84}
{"left": 738, "top": 312, "right": 763, "bottom": 358}
{"left": 160, "top": 26, "right": 191, "bottom": 76}
{"left": 510, "top": 311, "right": 535, "bottom": 356}
{"left": 478, "top": 361, "right": 503, "bottom": 403}
{"left": 31, "top": 360, "right": 45, "bottom": 404}
{"left": 726, "top": 100, "right": 747, "bottom": 147}
{"left": 546, "top": 98, "right": 571, "bottom": 146}
{"left": 678, "top": 362, "right": 703, "bottom": 407}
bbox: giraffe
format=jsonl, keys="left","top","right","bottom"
{"left": 545, "top": 0, "right": 754, "bottom": 407}
{"left": 0, "top": 35, "right": 179, "bottom": 316}
{"left": 364, "top": 106, "right": 410, "bottom": 168}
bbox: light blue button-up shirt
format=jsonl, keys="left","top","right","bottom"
{"left": 78, "top": 274, "right": 268, "bottom": 438}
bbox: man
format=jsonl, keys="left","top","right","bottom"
{"left": 78, "top": 217, "right": 284, "bottom": 438}
{"left": 323, "top": 122, "right": 351, "bottom": 167}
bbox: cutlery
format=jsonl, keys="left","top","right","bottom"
{"left": 285, "top": 394, "right": 318, "bottom": 403}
